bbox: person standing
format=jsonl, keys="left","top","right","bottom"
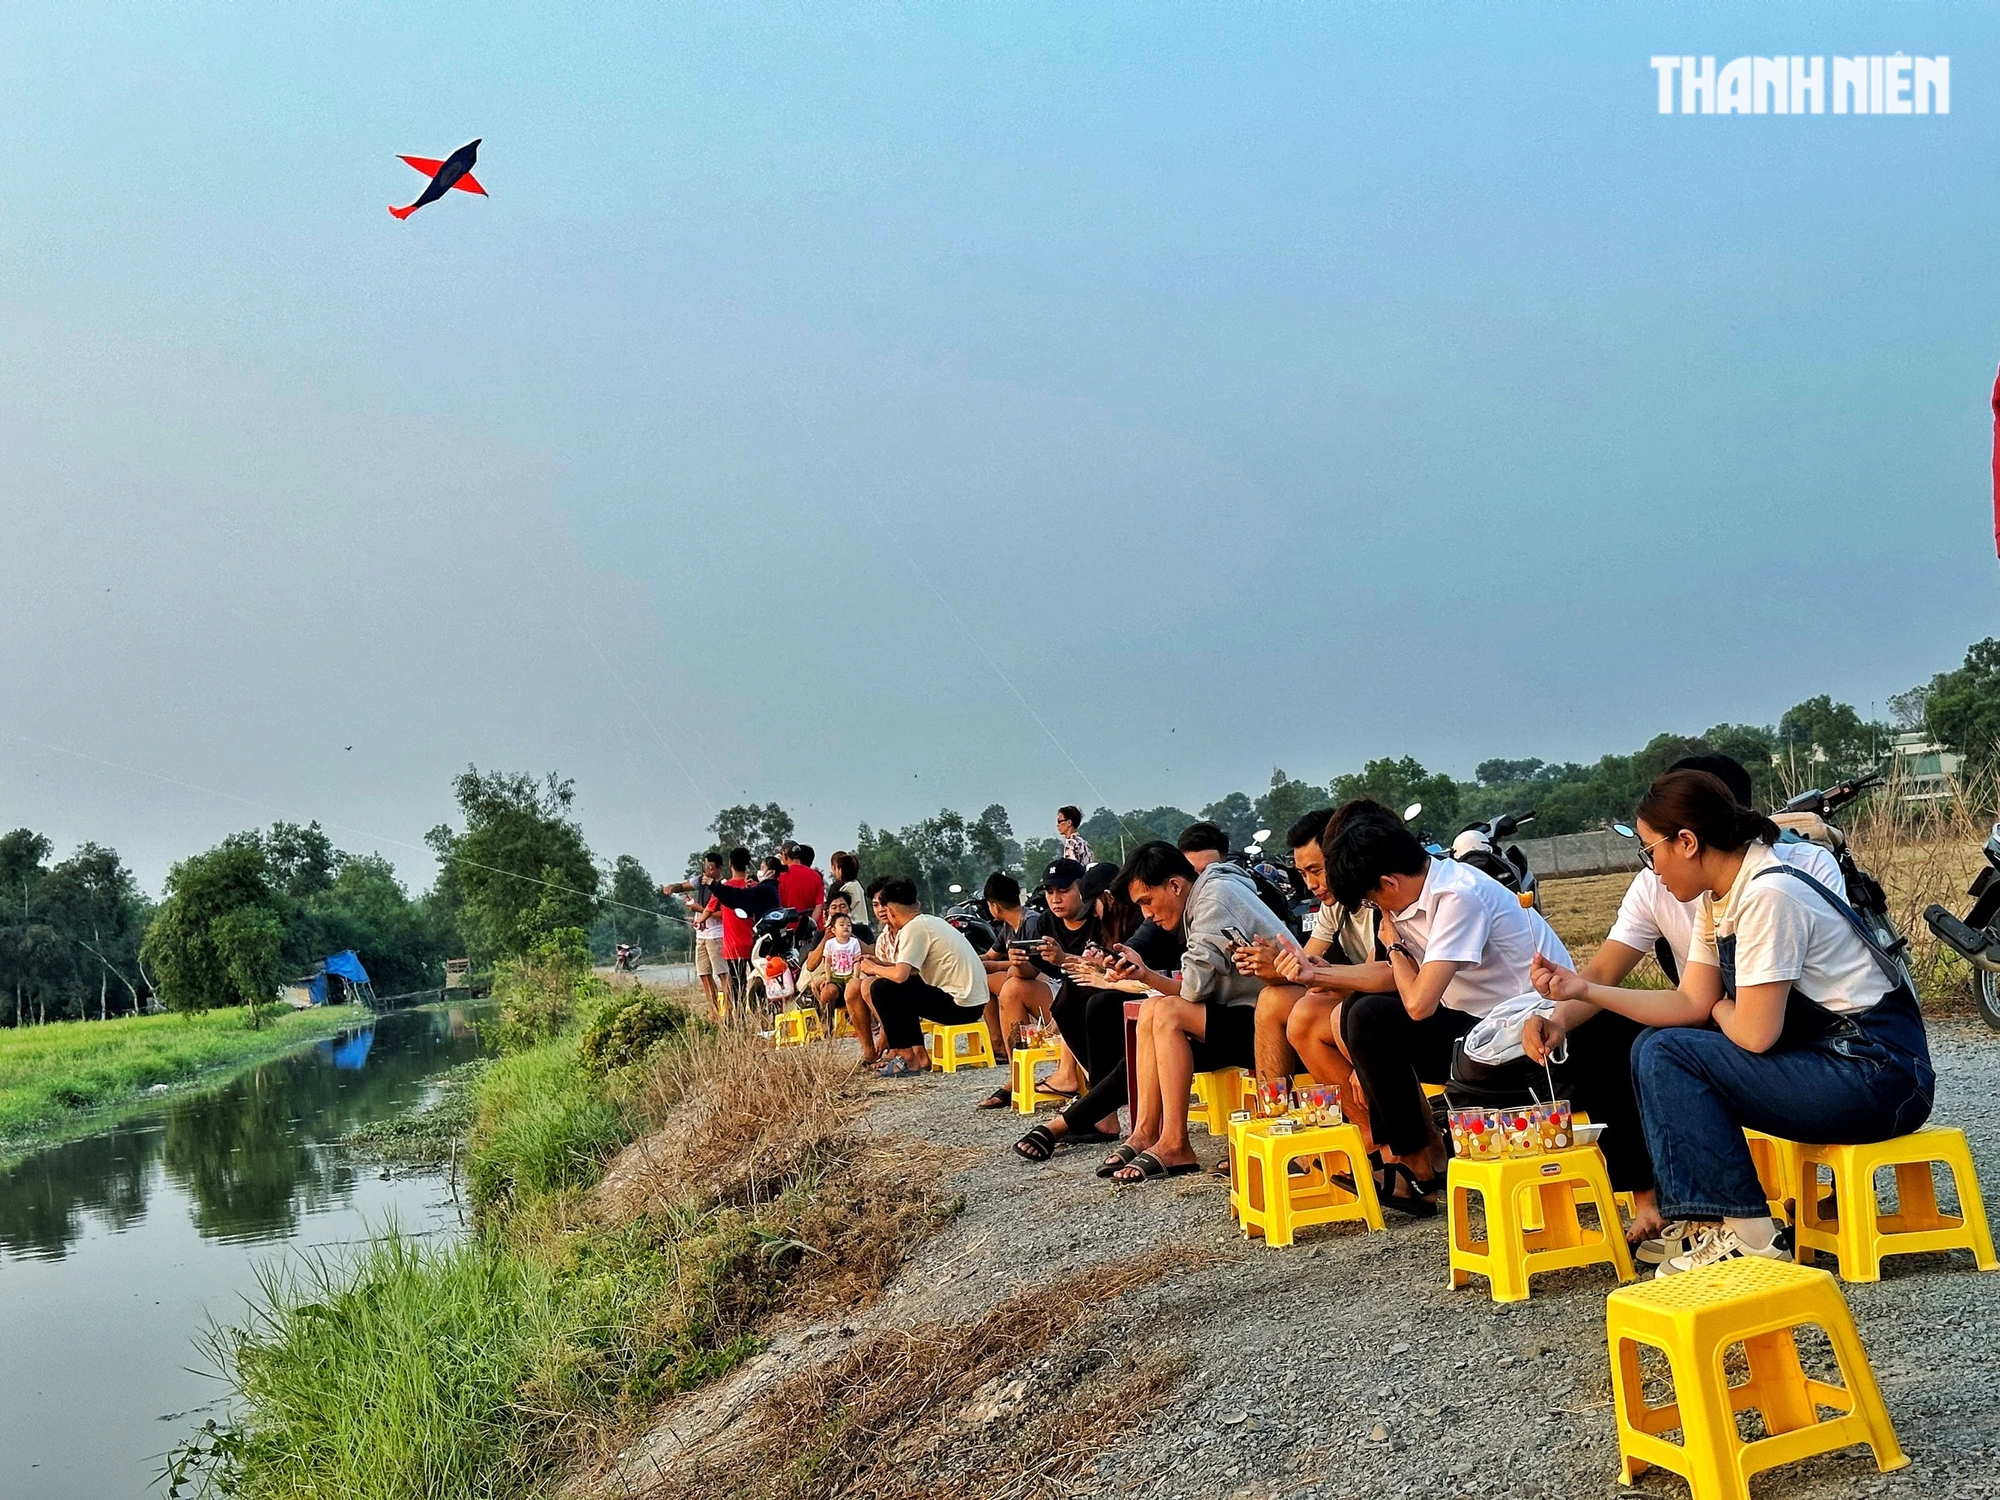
{"left": 1057, "top": 806, "right": 1093, "bottom": 867}
{"left": 827, "top": 851, "right": 869, "bottom": 942}
{"left": 663, "top": 851, "right": 729, "bottom": 1018}
{"left": 778, "top": 842, "right": 826, "bottom": 921}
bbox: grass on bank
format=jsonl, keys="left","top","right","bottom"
{"left": 180, "top": 950, "right": 949, "bottom": 1500}
{"left": 0, "top": 1003, "right": 360, "bottom": 1154}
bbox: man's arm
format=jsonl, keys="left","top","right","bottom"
{"left": 858, "top": 955, "right": 914, "bottom": 983}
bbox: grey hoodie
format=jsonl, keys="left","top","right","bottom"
{"left": 1180, "top": 860, "right": 1291, "bottom": 1006}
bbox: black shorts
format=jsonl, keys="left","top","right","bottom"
{"left": 1187, "top": 1000, "right": 1257, "bottom": 1073}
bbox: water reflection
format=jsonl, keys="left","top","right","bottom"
{"left": 0, "top": 1004, "right": 487, "bottom": 1260}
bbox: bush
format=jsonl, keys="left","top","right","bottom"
{"left": 578, "top": 988, "right": 689, "bottom": 1075}
{"left": 465, "top": 1039, "right": 629, "bottom": 1217}
{"left": 489, "top": 927, "right": 606, "bottom": 1052}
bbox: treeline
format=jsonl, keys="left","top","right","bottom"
{"left": 1, "top": 768, "right": 690, "bottom": 1027}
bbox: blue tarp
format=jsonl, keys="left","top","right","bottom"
{"left": 331, "top": 1029, "right": 375, "bottom": 1070}
{"left": 324, "top": 950, "right": 372, "bottom": 985}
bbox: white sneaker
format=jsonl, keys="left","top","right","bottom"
{"left": 1655, "top": 1224, "right": 1791, "bottom": 1278}
{"left": 1634, "top": 1221, "right": 1698, "bottom": 1266}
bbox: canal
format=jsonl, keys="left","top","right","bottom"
{"left": 0, "top": 1004, "right": 489, "bottom": 1499}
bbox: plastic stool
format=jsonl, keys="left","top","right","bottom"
{"left": 772, "top": 1008, "right": 823, "bottom": 1048}
{"left": 1234, "top": 1120, "right": 1383, "bottom": 1246}
{"left": 925, "top": 1020, "right": 996, "bottom": 1072}
{"left": 1607, "top": 1258, "right": 1906, "bottom": 1500}
{"left": 1793, "top": 1126, "right": 1997, "bottom": 1282}
{"left": 1191, "top": 1068, "right": 1246, "bottom": 1135}
{"left": 1448, "top": 1146, "right": 1635, "bottom": 1302}
{"left": 1011, "top": 1043, "right": 1064, "bottom": 1113}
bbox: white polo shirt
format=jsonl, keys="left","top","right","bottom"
{"left": 1390, "top": 857, "right": 1571, "bottom": 1018}
{"left": 1606, "top": 838, "right": 1847, "bottom": 971}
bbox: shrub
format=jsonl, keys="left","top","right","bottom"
{"left": 465, "top": 1039, "right": 629, "bottom": 1218}
{"left": 489, "top": 927, "right": 606, "bottom": 1052}
{"left": 578, "top": 988, "right": 689, "bottom": 1075}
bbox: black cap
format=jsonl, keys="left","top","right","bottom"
{"left": 1042, "top": 857, "right": 1087, "bottom": 889}
{"left": 1079, "top": 861, "right": 1121, "bottom": 903}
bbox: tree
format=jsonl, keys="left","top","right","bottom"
{"left": 697, "top": 803, "right": 796, "bottom": 871}
{"left": 1776, "top": 696, "right": 1885, "bottom": 786}
{"left": 1330, "top": 758, "right": 1462, "bottom": 843}
{"left": 1254, "top": 771, "right": 1323, "bottom": 849}
{"left": 1925, "top": 637, "right": 2000, "bottom": 783}
{"left": 592, "top": 854, "right": 688, "bottom": 961}
{"left": 432, "top": 769, "right": 598, "bottom": 963}
{"left": 299, "top": 853, "right": 448, "bottom": 996}
{"left": 967, "top": 805, "right": 1016, "bottom": 874}
{"left": 41, "top": 844, "right": 147, "bottom": 1020}
{"left": 143, "top": 838, "right": 288, "bottom": 1015}
{"left": 1198, "top": 792, "right": 1259, "bottom": 853}
{"left": 257, "top": 822, "right": 338, "bottom": 900}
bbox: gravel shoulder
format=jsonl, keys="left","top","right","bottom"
{"left": 610, "top": 1017, "right": 2000, "bottom": 1500}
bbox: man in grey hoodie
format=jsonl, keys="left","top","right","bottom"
{"left": 1102, "top": 841, "right": 1292, "bottom": 1184}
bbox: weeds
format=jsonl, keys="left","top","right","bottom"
{"left": 466, "top": 1035, "right": 632, "bottom": 1218}
{"left": 341, "top": 1057, "right": 489, "bottom": 1168}
{"left": 638, "top": 1247, "right": 1197, "bottom": 1500}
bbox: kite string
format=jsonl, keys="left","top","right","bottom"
{"left": 0, "top": 731, "right": 695, "bottom": 930}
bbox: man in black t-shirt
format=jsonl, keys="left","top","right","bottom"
{"left": 977, "top": 860, "right": 1098, "bottom": 1107}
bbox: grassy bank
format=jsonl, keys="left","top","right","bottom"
{"left": 0, "top": 1004, "right": 362, "bottom": 1156}
{"left": 177, "top": 952, "right": 945, "bottom": 1500}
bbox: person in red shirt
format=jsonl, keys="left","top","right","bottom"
{"left": 777, "top": 842, "right": 826, "bottom": 921}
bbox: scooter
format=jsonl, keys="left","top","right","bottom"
{"left": 1451, "top": 811, "right": 1541, "bottom": 910}
{"left": 1923, "top": 820, "right": 2000, "bottom": 1031}
{"left": 612, "top": 943, "right": 640, "bottom": 974}
{"left": 744, "top": 906, "right": 818, "bottom": 1010}
{"left": 1773, "top": 773, "right": 1908, "bottom": 969}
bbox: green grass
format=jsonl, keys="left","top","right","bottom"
{"left": 0, "top": 1005, "right": 362, "bottom": 1155}
{"left": 464, "top": 1036, "right": 631, "bottom": 1215}
{"left": 341, "top": 1058, "right": 490, "bottom": 1168}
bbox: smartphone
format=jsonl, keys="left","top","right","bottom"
{"left": 1008, "top": 939, "right": 1042, "bottom": 953}
{"left": 1222, "top": 925, "right": 1252, "bottom": 950}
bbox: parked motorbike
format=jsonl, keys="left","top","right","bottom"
{"left": 612, "top": 943, "right": 640, "bottom": 974}
{"left": 1923, "top": 820, "right": 2000, "bottom": 1031}
{"left": 744, "top": 906, "right": 818, "bottom": 1010}
{"left": 1450, "top": 811, "right": 1541, "bottom": 910}
{"left": 1773, "top": 772, "right": 1909, "bottom": 971}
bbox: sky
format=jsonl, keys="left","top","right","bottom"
{"left": 3, "top": 2, "right": 1998, "bottom": 894}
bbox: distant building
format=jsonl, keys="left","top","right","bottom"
{"left": 1890, "top": 731, "right": 1962, "bottom": 803}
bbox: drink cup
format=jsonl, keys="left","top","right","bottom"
{"left": 1458, "top": 1107, "right": 1507, "bottom": 1161}
{"left": 1501, "top": 1106, "right": 1540, "bottom": 1156}
{"left": 1257, "top": 1078, "right": 1293, "bottom": 1119}
{"left": 1537, "top": 1100, "right": 1574, "bottom": 1151}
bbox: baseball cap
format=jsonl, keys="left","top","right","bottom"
{"left": 1079, "top": 861, "right": 1121, "bottom": 903}
{"left": 1042, "top": 857, "right": 1087, "bottom": 889}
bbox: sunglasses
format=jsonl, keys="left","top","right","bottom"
{"left": 1613, "top": 821, "right": 1674, "bottom": 873}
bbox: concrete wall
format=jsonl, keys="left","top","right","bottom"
{"left": 1513, "top": 829, "right": 1642, "bottom": 879}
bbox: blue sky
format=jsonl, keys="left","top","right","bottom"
{"left": 3, "top": 3, "right": 1997, "bottom": 890}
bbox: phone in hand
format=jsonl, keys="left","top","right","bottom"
{"left": 1008, "top": 939, "right": 1042, "bottom": 954}
{"left": 1221, "top": 925, "right": 1252, "bottom": 951}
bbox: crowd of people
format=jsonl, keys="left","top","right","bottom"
{"left": 673, "top": 769, "right": 1937, "bottom": 1278}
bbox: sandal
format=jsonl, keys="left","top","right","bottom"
{"left": 1037, "top": 1083, "right": 1079, "bottom": 1100}
{"left": 1110, "top": 1150, "right": 1202, "bottom": 1185}
{"left": 1375, "top": 1159, "right": 1443, "bottom": 1218}
{"left": 1095, "top": 1143, "right": 1140, "bottom": 1178}
{"left": 876, "top": 1056, "right": 926, "bottom": 1078}
{"left": 977, "top": 1086, "right": 1012, "bottom": 1110}
{"left": 1015, "top": 1124, "right": 1060, "bottom": 1162}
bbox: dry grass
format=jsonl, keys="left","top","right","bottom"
{"left": 633, "top": 1248, "right": 1197, "bottom": 1500}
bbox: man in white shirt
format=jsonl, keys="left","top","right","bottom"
{"left": 856, "top": 878, "right": 991, "bottom": 1077}
{"left": 1326, "top": 801, "right": 1572, "bottom": 1213}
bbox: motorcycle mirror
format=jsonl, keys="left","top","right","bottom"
{"left": 1253, "top": 828, "right": 1271, "bottom": 843}
{"left": 1245, "top": 844, "right": 1263, "bottom": 857}
{"left": 1611, "top": 823, "right": 1635, "bottom": 840}
{"left": 948, "top": 884, "right": 962, "bottom": 894}
{"left": 1404, "top": 803, "right": 1423, "bottom": 822}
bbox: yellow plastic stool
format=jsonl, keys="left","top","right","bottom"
{"left": 925, "top": 1020, "right": 996, "bottom": 1072}
{"left": 1234, "top": 1120, "right": 1383, "bottom": 1247}
{"left": 1011, "top": 1043, "right": 1064, "bottom": 1114}
{"left": 1447, "top": 1146, "right": 1635, "bottom": 1302}
{"left": 772, "top": 1008, "right": 824, "bottom": 1048}
{"left": 1792, "top": 1126, "right": 1997, "bottom": 1282}
{"left": 1607, "top": 1258, "right": 1906, "bottom": 1500}
{"left": 1190, "top": 1068, "right": 1246, "bottom": 1135}
{"left": 830, "top": 1006, "right": 855, "bottom": 1039}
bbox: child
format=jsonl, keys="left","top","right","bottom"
{"left": 808, "top": 911, "right": 863, "bottom": 1032}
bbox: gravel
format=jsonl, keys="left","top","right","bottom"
{"left": 850, "top": 1016, "right": 2000, "bottom": 1500}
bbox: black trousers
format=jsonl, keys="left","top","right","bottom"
{"left": 1561, "top": 1009, "right": 1654, "bottom": 1194}
{"left": 1340, "top": 992, "right": 1475, "bottom": 1157}
{"left": 873, "top": 975, "right": 978, "bottom": 1051}
{"left": 1053, "top": 984, "right": 1130, "bottom": 1131}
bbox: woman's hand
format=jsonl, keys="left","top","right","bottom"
{"left": 1529, "top": 952, "right": 1590, "bottom": 1003}
{"left": 1520, "top": 1012, "right": 1568, "bottom": 1064}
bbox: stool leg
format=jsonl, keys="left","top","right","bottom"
{"left": 1678, "top": 1344, "right": 1756, "bottom": 1500}
{"left": 1822, "top": 1307, "right": 1911, "bottom": 1473}
{"left": 1488, "top": 1182, "right": 1530, "bottom": 1303}
{"left": 1840, "top": 1162, "right": 1880, "bottom": 1283}
{"left": 1947, "top": 1145, "right": 2000, "bottom": 1271}
{"left": 1267, "top": 1149, "right": 1296, "bottom": 1248}
{"left": 1737, "top": 1330, "right": 1816, "bottom": 1437}
{"left": 1610, "top": 1335, "right": 1663, "bottom": 1483}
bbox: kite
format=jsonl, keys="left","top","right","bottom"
{"left": 389, "top": 138, "right": 485, "bottom": 220}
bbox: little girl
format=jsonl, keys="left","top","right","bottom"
{"left": 809, "top": 912, "right": 863, "bottom": 1031}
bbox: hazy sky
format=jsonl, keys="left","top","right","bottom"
{"left": 4, "top": 3, "right": 1998, "bottom": 894}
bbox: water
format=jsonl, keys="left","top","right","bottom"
{"left": 0, "top": 1004, "right": 490, "bottom": 1500}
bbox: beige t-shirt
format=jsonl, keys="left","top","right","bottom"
{"left": 894, "top": 914, "right": 989, "bottom": 1008}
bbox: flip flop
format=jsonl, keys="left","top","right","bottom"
{"left": 1374, "top": 1159, "right": 1442, "bottom": 1218}
{"left": 1110, "top": 1150, "right": 1202, "bottom": 1185}
{"left": 1095, "top": 1143, "right": 1140, "bottom": 1178}
{"left": 875, "top": 1056, "right": 926, "bottom": 1078}
{"left": 977, "top": 1086, "right": 1012, "bottom": 1110}
{"left": 1015, "top": 1124, "right": 1060, "bottom": 1162}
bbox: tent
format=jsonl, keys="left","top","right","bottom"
{"left": 279, "top": 950, "right": 377, "bottom": 1008}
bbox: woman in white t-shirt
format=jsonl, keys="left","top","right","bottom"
{"left": 1531, "top": 770, "right": 1933, "bottom": 1276}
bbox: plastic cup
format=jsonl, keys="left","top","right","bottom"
{"left": 1257, "top": 1079, "right": 1293, "bottom": 1119}
{"left": 1537, "top": 1100, "right": 1574, "bottom": 1151}
{"left": 1500, "top": 1106, "right": 1540, "bottom": 1156}
{"left": 1460, "top": 1107, "right": 1507, "bottom": 1161}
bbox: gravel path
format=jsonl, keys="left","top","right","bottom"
{"left": 849, "top": 1016, "right": 2000, "bottom": 1500}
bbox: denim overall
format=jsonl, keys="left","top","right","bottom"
{"left": 1637, "top": 865, "right": 1935, "bottom": 1221}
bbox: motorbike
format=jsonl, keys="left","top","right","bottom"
{"left": 1923, "top": 820, "right": 2000, "bottom": 1031}
{"left": 1450, "top": 811, "right": 1541, "bottom": 910}
{"left": 612, "top": 943, "right": 640, "bottom": 974}
{"left": 744, "top": 906, "right": 818, "bottom": 1010}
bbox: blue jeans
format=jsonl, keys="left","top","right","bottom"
{"left": 1632, "top": 989, "right": 1933, "bottom": 1220}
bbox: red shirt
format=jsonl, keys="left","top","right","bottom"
{"left": 777, "top": 864, "right": 825, "bottom": 916}
{"left": 714, "top": 880, "right": 755, "bottom": 960}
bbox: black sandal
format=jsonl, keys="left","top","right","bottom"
{"left": 1095, "top": 1143, "right": 1140, "bottom": 1178}
{"left": 1111, "top": 1150, "right": 1203, "bottom": 1184}
{"left": 977, "top": 1086, "right": 1012, "bottom": 1110}
{"left": 1014, "top": 1124, "right": 1060, "bottom": 1162}
{"left": 1375, "top": 1159, "right": 1443, "bottom": 1218}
